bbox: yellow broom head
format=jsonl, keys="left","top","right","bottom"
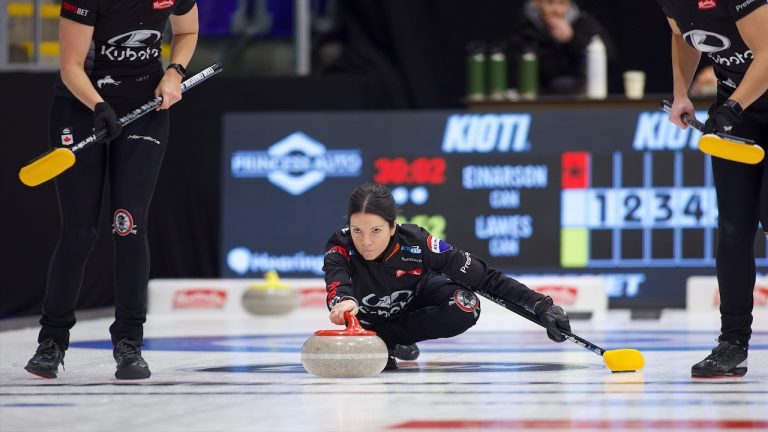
{"left": 19, "top": 148, "right": 76, "bottom": 187}
{"left": 603, "top": 348, "right": 645, "bottom": 372}
{"left": 699, "top": 134, "right": 764, "bottom": 165}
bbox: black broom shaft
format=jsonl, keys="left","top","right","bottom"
{"left": 476, "top": 290, "right": 606, "bottom": 356}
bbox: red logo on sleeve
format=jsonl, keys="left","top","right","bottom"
{"left": 698, "top": 0, "right": 716, "bottom": 10}
{"left": 62, "top": 2, "right": 89, "bottom": 16}
{"left": 325, "top": 245, "right": 349, "bottom": 260}
{"left": 152, "top": 0, "right": 175, "bottom": 10}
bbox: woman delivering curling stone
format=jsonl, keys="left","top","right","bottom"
{"left": 24, "top": 0, "right": 199, "bottom": 380}
{"left": 658, "top": 0, "right": 768, "bottom": 378}
{"left": 323, "top": 183, "right": 572, "bottom": 369}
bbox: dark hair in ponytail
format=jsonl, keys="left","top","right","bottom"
{"left": 347, "top": 183, "right": 398, "bottom": 227}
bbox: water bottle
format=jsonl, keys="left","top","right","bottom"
{"left": 518, "top": 46, "right": 538, "bottom": 101}
{"left": 487, "top": 44, "right": 508, "bottom": 101}
{"left": 586, "top": 35, "right": 607, "bottom": 99}
{"left": 466, "top": 41, "right": 487, "bottom": 101}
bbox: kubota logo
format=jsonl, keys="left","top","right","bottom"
{"left": 108, "top": 30, "right": 162, "bottom": 47}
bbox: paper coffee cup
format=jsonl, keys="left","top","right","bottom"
{"left": 623, "top": 70, "right": 646, "bottom": 100}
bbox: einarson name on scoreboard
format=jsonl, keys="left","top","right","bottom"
{"left": 462, "top": 164, "right": 548, "bottom": 189}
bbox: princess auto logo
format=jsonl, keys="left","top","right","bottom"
{"left": 230, "top": 132, "right": 362, "bottom": 195}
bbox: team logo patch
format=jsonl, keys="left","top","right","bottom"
{"left": 698, "top": 0, "right": 716, "bottom": 9}
{"left": 395, "top": 268, "right": 423, "bottom": 278}
{"left": 427, "top": 235, "right": 452, "bottom": 253}
{"left": 453, "top": 290, "right": 479, "bottom": 313}
{"left": 113, "top": 209, "right": 137, "bottom": 236}
{"left": 60, "top": 127, "right": 74, "bottom": 146}
{"left": 152, "top": 0, "right": 174, "bottom": 10}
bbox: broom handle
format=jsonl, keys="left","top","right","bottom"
{"left": 659, "top": 99, "right": 755, "bottom": 144}
{"left": 475, "top": 290, "right": 606, "bottom": 356}
{"left": 71, "top": 63, "right": 223, "bottom": 153}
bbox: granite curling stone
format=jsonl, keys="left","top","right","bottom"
{"left": 301, "top": 312, "right": 389, "bottom": 378}
{"left": 242, "top": 270, "right": 299, "bottom": 315}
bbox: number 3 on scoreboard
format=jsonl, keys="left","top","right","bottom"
{"left": 589, "top": 187, "right": 717, "bottom": 228}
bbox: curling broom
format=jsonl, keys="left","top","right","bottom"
{"left": 476, "top": 291, "right": 645, "bottom": 373}
{"left": 19, "top": 63, "right": 223, "bottom": 187}
{"left": 660, "top": 99, "right": 763, "bottom": 165}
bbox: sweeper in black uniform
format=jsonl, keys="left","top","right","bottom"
{"left": 25, "top": 0, "right": 199, "bottom": 380}
{"left": 323, "top": 183, "right": 572, "bottom": 369}
{"left": 657, "top": 0, "right": 768, "bottom": 377}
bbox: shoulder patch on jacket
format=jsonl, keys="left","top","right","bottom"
{"left": 427, "top": 235, "right": 452, "bottom": 254}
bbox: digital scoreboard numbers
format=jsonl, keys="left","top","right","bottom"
{"left": 559, "top": 151, "right": 737, "bottom": 268}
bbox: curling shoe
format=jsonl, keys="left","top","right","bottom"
{"left": 25, "top": 338, "right": 65, "bottom": 379}
{"left": 691, "top": 340, "right": 747, "bottom": 378}
{"left": 392, "top": 343, "right": 420, "bottom": 361}
{"left": 384, "top": 355, "right": 398, "bottom": 371}
{"left": 114, "top": 338, "right": 151, "bottom": 380}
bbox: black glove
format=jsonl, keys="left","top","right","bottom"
{"left": 94, "top": 102, "right": 123, "bottom": 141}
{"left": 703, "top": 100, "right": 742, "bottom": 135}
{"left": 533, "top": 295, "right": 571, "bottom": 342}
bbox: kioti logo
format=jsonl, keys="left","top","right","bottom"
{"left": 153, "top": 0, "right": 174, "bottom": 10}
{"left": 533, "top": 286, "right": 578, "bottom": 305}
{"left": 698, "top": 0, "right": 716, "bottom": 9}
{"left": 172, "top": 289, "right": 227, "bottom": 309}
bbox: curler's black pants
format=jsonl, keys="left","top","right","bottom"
{"left": 369, "top": 274, "right": 481, "bottom": 350}
{"left": 711, "top": 99, "right": 768, "bottom": 347}
{"left": 38, "top": 95, "right": 169, "bottom": 349}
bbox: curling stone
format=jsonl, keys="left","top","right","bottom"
{"left": 301, "top": 312, "right": 389, "bottom": 378}
{"left": 242, "top": 270, "right": 299, "bottom": 315}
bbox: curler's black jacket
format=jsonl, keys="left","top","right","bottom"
{"left": 323, "top": 223, "right": 544, "bottom": 326}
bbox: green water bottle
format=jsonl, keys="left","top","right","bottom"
{"left": 487, "top": 44, "right": 508, "bottom": 101}
{"left": 466, "top": 41, "right": 487, "bottom": 101}
{"left": 518, "top": 46, "right": 538, "bottom": 100}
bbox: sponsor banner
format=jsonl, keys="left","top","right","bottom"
{"left": 148, "top": 278, "right": 327, "bottom": 314}
{"left": 516, "top": 275, "right": 608, "bottom": 317}
{"left": 686, "top": 275, "right": 768, "bottom": 312}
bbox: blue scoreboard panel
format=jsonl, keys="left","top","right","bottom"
{"left": 561, "top": 151, "right": 719, "bottom": 268}
{"left": 221, "top": 108, "right": 767, "bottom": 308}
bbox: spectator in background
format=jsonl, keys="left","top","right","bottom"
{"left": 508, "top": 0, "right": 615, "bottom": 95}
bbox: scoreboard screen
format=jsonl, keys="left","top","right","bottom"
{"left": 221, "top": 109, "right": 767, "bottom": 307}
